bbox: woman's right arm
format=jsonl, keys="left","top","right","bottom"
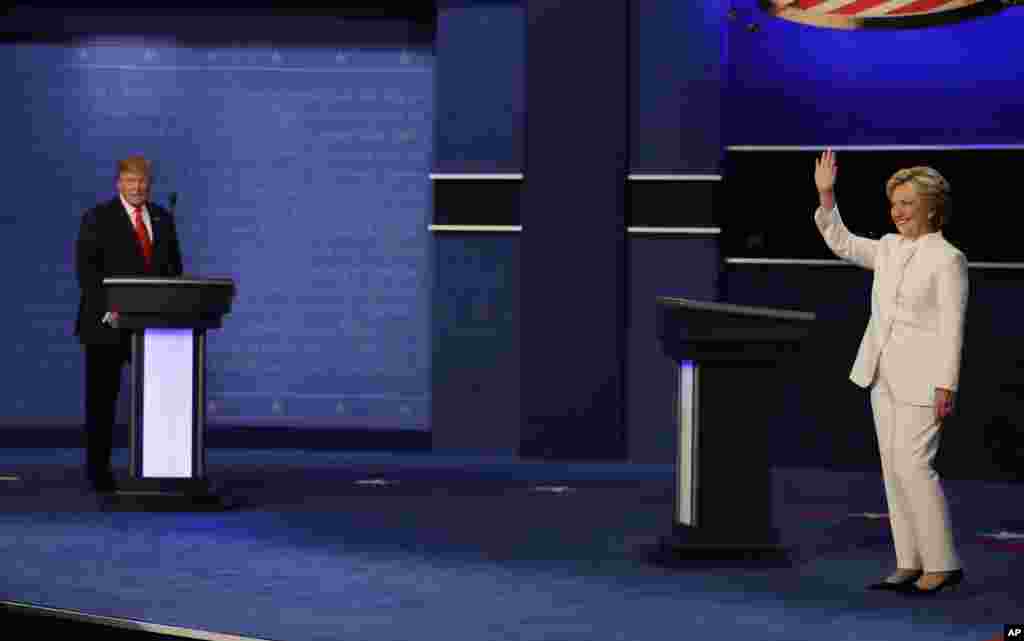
{"left": 813, "top": 149, "right": 878, "bottom": 271}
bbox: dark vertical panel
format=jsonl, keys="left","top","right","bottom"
{"left": 627, "top": 237, "right": 719, "bottom": 464}
{"left": 520, "top": 1, "right": 628, "bottom": 460}
{"left": 434, "top": 2, "right": 525, "bottom": 172}
{"left": 630, "top": 0, "right": 722, "bottom": 174}
{"left": 430, "top": 2, "right": 524, "bottom": 453}
{"left": 626, "top": 1, "right": 724, "bottom": 463}
{"left": 431, "top": 235, "right": 520, "bottom": 455}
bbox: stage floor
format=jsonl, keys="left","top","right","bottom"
{"left": 0, "top": 449, "right": 1018, "bottom": 641}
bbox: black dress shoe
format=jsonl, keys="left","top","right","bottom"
{"left": 866, "top": 570, "right": 923, "bottom": 591}
{"left": 903, "top": 569, "right": 964, "bottom": 596}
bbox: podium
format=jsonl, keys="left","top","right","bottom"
{"left": 656, "top": 296, "right": 815, "bottom": 557}
{"left": 103, "top": 277, "right": 236, "bottom": 510}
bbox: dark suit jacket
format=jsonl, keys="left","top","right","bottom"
{"left": 75, "top": 197, "right": 184, "bottom": 345}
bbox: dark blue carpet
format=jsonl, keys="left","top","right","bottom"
{"left": 0, "top": 449, "right": 1018, "bottom": 640}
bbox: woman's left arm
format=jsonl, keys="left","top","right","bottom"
{"left": 935, "top": 252, "right": 969, "bottom": 420}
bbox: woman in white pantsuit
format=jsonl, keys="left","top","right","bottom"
{"left": 813, "top": 149, "right": 968, "bottom": 595}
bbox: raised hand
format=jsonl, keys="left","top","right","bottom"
{"left": 815, "top": 148, "right": 837, "bottom": 193}
{"left": 815, "top": 148, "right": 837, "bottom": 210}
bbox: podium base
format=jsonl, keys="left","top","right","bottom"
{"left": 652, "top": 528, "right": 791, "bottom": 566}
{"left": 100, "top": 478, "right": 235, "bottom": 512}
{"left": 101, "top": 491, "right": 232, "bottom": 512}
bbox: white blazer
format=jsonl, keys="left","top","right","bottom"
{"left": 814, "top": 206, "right": 968, "bottom": 406}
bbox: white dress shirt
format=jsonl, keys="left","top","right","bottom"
{"left": 103, "top": 197, "right": 156, "bottom": 326}
{"left": 120, "top": 194, "right": 153, "bottom": 242}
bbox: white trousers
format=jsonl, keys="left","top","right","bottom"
{"left": 870, "top": 357, "right": 960, "bottom": 572}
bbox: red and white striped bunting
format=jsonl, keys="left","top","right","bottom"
{"left": 787, "top": 0, "right": 982, "bottom": 17}
{"left": 762, "top": 0, "right": 1011, "bottom": 29}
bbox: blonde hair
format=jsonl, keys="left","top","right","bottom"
{"left": 117, "top": 155, "right": 151, "bottom": 178}
{"left": 885, "top": 166, "right": 951, "bottom": 229}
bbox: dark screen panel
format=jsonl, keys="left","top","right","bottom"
{"left": 720, "top": 149, "right": 1024, "bottom": 263}
{"left": 629, "top": 181, "right": 718, "bottom": 228}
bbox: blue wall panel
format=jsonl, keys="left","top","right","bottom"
{"left": 627, "top": 237, "right": 719, "bottom": 463}
{"left": 431, "top": 235, "right": 520, "bottom": 454}
{"left": 521, "top": 1, "right": 628, "bottom": 460}
{"left": 630, "top": 0, "right": 723, "bottom": 174}
{"left": 434, "top": 3, "right": 524, "bottom": 172}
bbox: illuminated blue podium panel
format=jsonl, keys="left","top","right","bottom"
{"left": 138, "top": 327, "right": 198, "bottom": 478}
{"left": 656, "top": 297, "right": 814, "bottom": 557}
{"left": 104, "top": 277, "right": 235, "bottom": 509}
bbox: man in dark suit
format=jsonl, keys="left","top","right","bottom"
{"left": 75, "top": 155, "right": 184, "bottom": 492}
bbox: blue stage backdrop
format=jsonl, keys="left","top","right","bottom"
{"left": 725, "top": 2, "right": 1024, "bottom": 146}
{"left": 1, "top": 20, "right": 434, "bottom": 429}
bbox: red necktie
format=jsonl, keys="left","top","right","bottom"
{"left": 132, "top": 205, "right": 153, "bottom": 269}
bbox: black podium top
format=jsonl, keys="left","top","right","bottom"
{"left": 657, "top": 296, "right": 815, "bottom": 363}
{"left": 103, "top": 277, "right": 236, "bottom": 330}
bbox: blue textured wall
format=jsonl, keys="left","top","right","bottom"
{"left": 2, "top": 15, "right": 434, "bottom": 429}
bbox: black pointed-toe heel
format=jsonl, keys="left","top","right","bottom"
{"left": 903, "top": 569, "right": 964, "bottom": 596}
{"left": 866, "top": 570, "right": 923, "bottom": 591}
